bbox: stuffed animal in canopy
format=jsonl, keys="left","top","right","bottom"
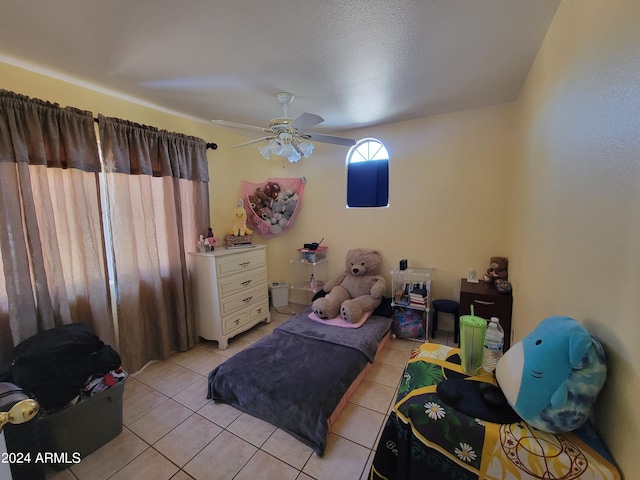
{"left": 227, "top": 199, "right": 253, "bottom": 236}
{"left": 495, "top": 316, "right": 607, "bottom": 433}
{"left": 263, "top": 181, "right": 281, "bottom": 199}
{"left": 311, "top": 248, "right": 386, "bottom": 323}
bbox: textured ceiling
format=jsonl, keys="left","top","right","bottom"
{"left": 0, "top": 0, "right": 559, "bottom": 134}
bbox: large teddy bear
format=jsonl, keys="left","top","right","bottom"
{"left": 312, "top": 248, "right": 386, "bottom": 323}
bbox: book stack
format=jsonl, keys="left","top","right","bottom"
{"left": 409, "top": 286, "right": 428, "bottom": 308}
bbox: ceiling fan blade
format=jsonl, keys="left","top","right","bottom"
{"left": 212, "top": 119, "right": 271, "bottom": 134}
{"left": 303, "top": 132, "right": 356, "bottom": 147}
{"left": 291, "top": 112, "right": 324, "bottom": 131}
{"left": 232, "top": 136, "right": 274, "bottom": 148}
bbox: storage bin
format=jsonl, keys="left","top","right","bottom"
{"left": 297, "top": 246, "right": 327, "bottom": 263}
{"left": 269, "top": 282, "right": 289, "bottom": 307}
{"left": 37, "top": 374, "right": 127, "bottom": 470}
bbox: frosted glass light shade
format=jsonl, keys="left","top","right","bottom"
{"left": 298, "top": 142, "right": 314, "bottom": 157}
{"left": 259, "top": 144, "right": 271, "bottom": 159}
{"left": 287, "top": 150, "right": 301, "bottom": 163}
{"left": 280, "top": 143, "right": 295, "bottom": 157}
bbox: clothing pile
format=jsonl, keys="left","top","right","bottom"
{"left": 0, "top": 323, "right": 123, "bottom": 414}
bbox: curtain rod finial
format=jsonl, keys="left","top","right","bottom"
{"left": 207, "top": 143, "right": 218, "bottom": 150}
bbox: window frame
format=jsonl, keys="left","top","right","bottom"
{"left": 345, "top": 138, "right": 390, "bottom": 208}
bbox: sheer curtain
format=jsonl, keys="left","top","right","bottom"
{"left": 98, "top": 115, "right": 209, "bottom": 372}
{"left": 0, "top": 90, "right": 115, "bottom": 369}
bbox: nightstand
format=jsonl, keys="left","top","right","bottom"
{"left": 459, "top": 278, "right": 513, "bottom": 350}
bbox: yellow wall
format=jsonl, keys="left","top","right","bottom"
{"left": 510, "top": 0, "right": 639, "bottom": 475}
{"left": 260, "top": 104, "right": 515, "bottom": 304}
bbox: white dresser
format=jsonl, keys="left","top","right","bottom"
{"left": 187, "top": 245, "right": 270, "bottom": 349}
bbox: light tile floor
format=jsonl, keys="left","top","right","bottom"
{"left": 46, "top": 306, "right": 458, "bottom": 480}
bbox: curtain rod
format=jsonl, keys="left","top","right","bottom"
{"left": 93, "top": 117, "right": 217, "bottom": 150}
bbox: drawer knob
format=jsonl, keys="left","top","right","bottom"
{"left": 240, "top": 262, "right": 251, "bottom": 268}
{"left": 474, "top": 300, "right": 496, "bottom": 306}
{"left": 242, "top": 296, "right": 253, "bottom": 303}
{"left": 234, "top": 319, "right": 240, "bottom": 325}
{"left": 257, "top": 308, "right": 262, "bottom": 314}
{"left": 241, "top": 280, "right": 252, "bottom": 286}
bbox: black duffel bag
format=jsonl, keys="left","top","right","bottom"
{"left": 1, "top": 323, "right": 121, "bottom": 411}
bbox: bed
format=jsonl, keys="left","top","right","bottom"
{"left": 370, "top": 342, "right": 621, "bottom": 480}
{"left": 206, "top": 305, "right": 392, "bottom": 456}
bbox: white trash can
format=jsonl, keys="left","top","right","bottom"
{"left": 269, "top": 282, "right": 289, "bottom": 307}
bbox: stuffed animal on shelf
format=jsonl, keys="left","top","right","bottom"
{"left": 227, "top": 199, "right": 253, "bottom": 236}
{"left": 483, "top": 256, "right": 509, "bottom": 284}
{"left": 311, "top": 248, "right": 386, "bottom": 323}
{"left": 495, "top": 316, "right": 607, "bottom": 433}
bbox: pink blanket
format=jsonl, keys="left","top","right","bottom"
{"left": 308, "top": 311, "right": 371, "bottom": 328}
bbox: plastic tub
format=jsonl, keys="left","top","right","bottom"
{"left": 269, "top": 282, "right": 289, "bottom": 307}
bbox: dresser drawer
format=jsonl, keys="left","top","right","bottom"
{"left": 218, "top": 269, "right": 267, "bottom": 297}
{"left": 220, "top": 285, "right": 266, "bottom": 316}
{"left": 249, "top": 301, "right": 270, "bottom": 321}
{"left": 223, "top": 310, "right": 250, "bottom": 334}
{"left": 461, "top": 293, "right": 512, "bottom": 317}
{"left": 216, "top": 249, "right": 266, "bottom": 278}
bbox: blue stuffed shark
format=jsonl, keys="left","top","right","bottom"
{"left": 495, "top": 316, "right": 607, "bottom": 433}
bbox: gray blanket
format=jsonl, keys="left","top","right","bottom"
{"left": 207, "top": 307, "right": 392, "bottom": 456}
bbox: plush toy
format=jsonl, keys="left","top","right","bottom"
{"left": 312, "top": 248, "right": 386, "bottom": 323}
{"left": 495, "top": 316, "right": 607, "bottom": 433}
{"left": 254, "top": 188, "right": 272, "bottom": 210}
{"left": 227, "top": 199, "right": 253, "bottom": 236}
{"left": 483, "top": 256, "right": 509, "bottom": 284}
{"left": 263, "top": 181, "right": 281, "bottom": 199}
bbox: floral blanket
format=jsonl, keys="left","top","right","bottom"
{"left": 370, "top": 343, "right": 621, "bottom": 480}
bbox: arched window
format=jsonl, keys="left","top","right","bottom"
{"left": 346, "top": 138, "right": 389, "bottom": 207}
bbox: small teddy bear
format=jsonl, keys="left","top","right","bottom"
{"left": 483, "top": 256, "right": 508, "bottom": 284}
{"left": 312, "top": 248, "right": 386, "bottom": 323}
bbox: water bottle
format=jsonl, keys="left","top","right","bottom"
{"left": 482, "top": 317, "right": 504, "bottom": 373}
{"left": 309, "top": 274, "right": 316, "bottom": 289}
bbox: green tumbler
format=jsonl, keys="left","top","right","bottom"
{"left": 459, "top": 314, "right": 487, "bottom": 375}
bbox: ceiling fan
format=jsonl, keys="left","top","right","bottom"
{"left": 212, "top": 92, "right": 356, "bottom": 163}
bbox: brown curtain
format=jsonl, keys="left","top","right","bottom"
{"left": 98, "top": 115, "right": 209, "bottom": 372}
{"left": 0, "top": 90, "right": 115, "bottom": 369}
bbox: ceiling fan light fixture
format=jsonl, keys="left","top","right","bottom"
{"left": 287, "top": 150, "right": 301, "bottom": 163}
{"left": 259, "top": 144, "right": 272, "bottom": 160}
{"left": 217, "top": 92, "right": 355, "bottom": 163}
{"left": 298, "top": 141, "right": 314, "bottom": 158}
{"left": 280, "top": 142, "right": 295, "bottom": 158}
{"left": 269, "top": 138, "right": 283, "bottom": 155}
